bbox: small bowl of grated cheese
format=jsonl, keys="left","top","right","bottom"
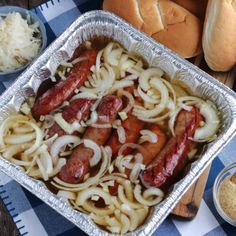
{"left": 0, "top": 6, "right": 47, "bottom": 80}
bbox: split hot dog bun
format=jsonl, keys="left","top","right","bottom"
{"left": 172, "top": 0, "right": 208, "bottom": 19}
{"left": 103, "top": 0, "right": 202, "bottom": 58}
{"left": 202, "top": 0, "right": 236, "bottom": 71}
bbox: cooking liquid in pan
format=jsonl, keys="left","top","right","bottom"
{"left": 0, "top": 37, "right": 221, "bottom": 234}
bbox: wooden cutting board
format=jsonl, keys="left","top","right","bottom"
{"left": 171, "top": 56, "right": 236, "bottom": 218}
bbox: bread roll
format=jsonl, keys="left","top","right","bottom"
{"left": 172, "top": 0, "right": 208, "bottom": 19}
{"left": 203, "top": 0, "right": 236, "bottom": 71}
{"left": 103, "top": 0, "right": 202, "bottom": 58}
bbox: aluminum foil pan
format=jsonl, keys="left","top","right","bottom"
{"left": 1, "top": 11, "right": 236, "bottom": 236}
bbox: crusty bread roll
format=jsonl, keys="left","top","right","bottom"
{"left": 203, "top": 0, "right": 236, "bottom": 71}
{"left": 103, "top": 0, "right": 202, "bottom": 58}
{"left": 172, "top": 0, "right": 208, "bottom": 19}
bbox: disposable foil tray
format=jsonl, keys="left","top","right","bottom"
{"left": 0, "top": 11, "right": 236, "bottom": 236}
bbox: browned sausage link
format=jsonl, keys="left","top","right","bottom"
{"left": 48, "top": 98, "right": 95, "bottom": 137}
{"left": 140, "top": 107, "right": 203, "bottom": 189}
{"left": 134, "top": 124, "right": 167, "bottom": 165}
{"left": 32, "top": 50, "right": 97, "bottom": 116}
{"left": 58, "top": 95, "right": 123, "bottom": 183}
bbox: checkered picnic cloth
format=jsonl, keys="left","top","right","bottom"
{"left": 0, "top": 1, "right": 236, "bottom": 235}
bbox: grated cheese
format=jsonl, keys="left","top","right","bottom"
{"left": 0, "top": 12, "right": 41, "bottom": 72}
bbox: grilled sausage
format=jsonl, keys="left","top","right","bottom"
{"left": 32, "top": 49, "right": 97, "bottom": 116}
{"left": 48, "top": 98, "right": 95, "bottom": 137}
{"left": 59, "top": 95, "right": 122, "bottom": 183}
{"left": 140, "top": 107, "right": 203, "bottom": 189}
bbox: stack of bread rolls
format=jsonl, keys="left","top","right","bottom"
{"left": 103, "top": 0, "right": 236, "bottom": 72}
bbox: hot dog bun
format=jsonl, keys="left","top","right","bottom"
{"left": 103, "top": 0, "right": 202, "bottom": 58}
{"left": 202, "top": 0, "right": 236, "bottom": 71}
{"left": 172, "top": 0, "right": 208, "bottom": 19}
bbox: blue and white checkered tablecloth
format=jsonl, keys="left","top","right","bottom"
{"left": 0, "top": 1, "right": 236, "bottom": 235}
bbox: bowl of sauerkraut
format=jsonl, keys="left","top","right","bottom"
{"left": 0, "top": 6, "right": 47, "bottom": 81}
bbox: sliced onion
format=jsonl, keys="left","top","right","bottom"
{"left": 76, "top": 187, "right": 112, "bottom": 205}
{"left": 112, "top": 119, "right": 121, "bottom": 128}
{"left": 81, "top": 64, "right": 115, "bottom": 96}
{"left": 0, "top": 115, "right": 28, "bottom": 147}
{"left": 136, "top": 207, "right": 149, "bottom": 225}
{"left": 104, "top": 146, "right": 112, "bottom": 158}
{"left": 194, "top": 101, "right": 220, "bottom": 141}
{"left": 139, "top": 68, "right": 164, "bottom": 91}
{"left": 137, "top": 86, "right": 158, "bottom": 104}
{"left": 60, "top": 61, "right": 73, "bottom": 68}
{"left": 86, "top": 111, "right": 98, "bottom": 125}
{"left": 83, "top": 200, "right": 114, "bottom": 215}
{"left": 71, "top": 56, "right": 88, "bottom": 65}
{"left": 168, "top": 108, "right": 182, "bottom": 136}
{"left": 123, "top": 180, "right": 134, "bottom": 202}
{"left": 134, "top": 184, "right": 164, "bottom": 206}
{"left": 133, "top": 79, "right": 169, "bottom": 118}
{"left": 39, "top": 145, "right": 53, "bottom": 175}
{"left": 107, "top": 48, "right": 123, "bottom": 66}
{"left": 70, "top": 199, "right": 88, "bottom": 213}
{"left": 130, "top": 164, "right": 145, "bottom": 183}
{"left": 5, "top": 133, "right": 35, "bottom": 145}
{"left": 43, "top": 134, "right": 58, "bottom": 148}
{"left": 118, "top": 143, "right": 145, "bottom": 157}
{"left": 136, "top": 111, "right": 170, "bottom": 123}
{"left": 43, "top": 115, "right": 55, "bottom": 129}
{"left": 103, "top": 42, "right": 114, "bottom": 64}
{"left": 90, "top": 213, "right": 107, "bottom": 226}
{"left": 109, "top": 80, "right": 134, "bottom": 94}
{"left": 115, "top": 155, "right": 132, "bottom": 173}
{"left": 118, "top": 185, "right": 142, "bottom": 209}
{"left": 124, "top": 74, "right": 138, "bottom": 81}
{"left": 117, "top": 126, "right": 126, "bottom": 144}
{"left": 140, "top": 129, "right": 158, "bottom": 143}
{"left": 13, "top": 125, "right": 34, "bottom": 134}
{"left": 70, "top": 92, "right": 97, "bottom": 101}
{"left": 120, "top": 204, "right": 139, "bottom": 231}
{"left": 135, "top": 153, "right": 143, "bottom": 164}
{"left": 118, "top": 89, "right": 135, "bottom": 113}
{"left": 2, "top": 143, "right": 31, "bottom": 160}
{"left": 105, "top": 216, "right": 122, "bottom": 232}
{"left": 90, "top": 123, "right": 112, "bottom": 129}
{"left": 84, "top": 139, "right": 101, "bottom": 167}
{"left": 50, "top": 158, "right": 66, "bottom": 177}
{"left": 181, "top": 104, "right": 193, "bottom": 111}
{"left": 21, "top": 121, "right": 43, "bottom": 155}
{"left": 95, "top": 49, "right": 103, "bottom": 77}
{"left": 54, "top": 113, "right": 83, "bottom": 134}
{"left": 51, "top": 147, "right": 111, "bottom": 191}
{"left": 50, "top": 135, "right": 81, "bottom": 158}
{"left": 177, "top": 96, "right": 203, "bottom": 104}
{"left": 57, "top": 190, "right": 76, "bottom": 200}
{"left": 36, "top": 158, "right": 48, "bottom": 181}
{"left": 10, "top": 157, "right": 33, "bottom": 167}
{"left": 160, "top": 78, "right": 176, "bottom": 104}
{"left": 119, "top": 213, "right": 130, "bottom": 234}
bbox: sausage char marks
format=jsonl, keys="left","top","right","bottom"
{"left": 140, "top": 107, "right": 203, "bottom": 189}
{"left": 48, "top": 98, "right": 95, "bottom": 137}
{"left": 32, "top": 49, "right": 97, "bottom": 116}
{"left": 59, "top": 95, "right": 122, "bottom": 183}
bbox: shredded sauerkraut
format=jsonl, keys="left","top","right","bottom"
{"left": 0, "top": 12, "right": 41, "bottom": 72}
